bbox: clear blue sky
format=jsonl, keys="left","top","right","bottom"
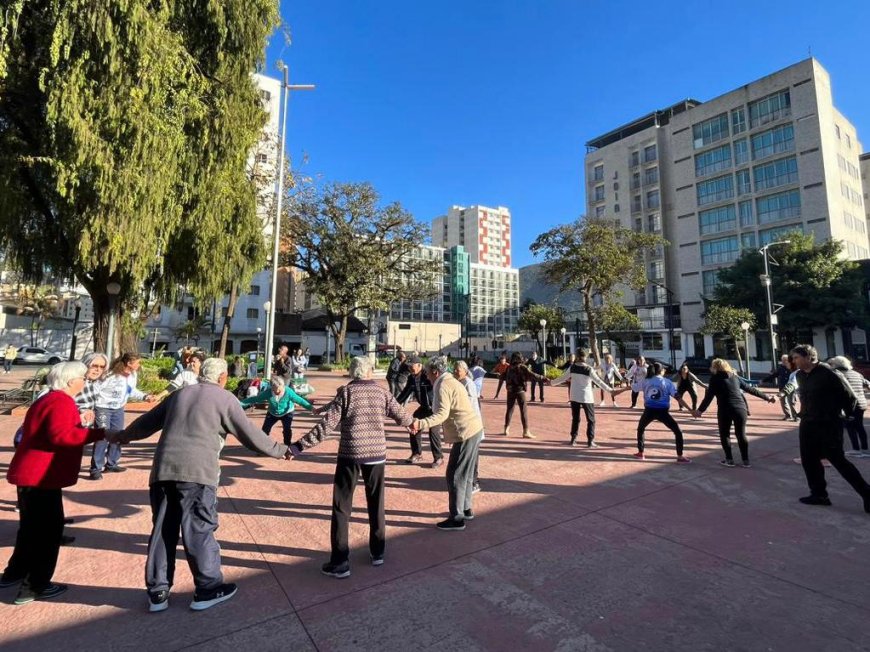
{"left": 267, "top": 0, "right": 870, "bottom": 269}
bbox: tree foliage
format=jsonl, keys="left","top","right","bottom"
{"left": 530, "top": 218, "right": 666, "bottom": 365}
{"left": 0, "top": 0, "right": 279, "bottom": 354}
{"left": 15, "top": 284, "right": 61, "bottom": 346}
{"left": 518, "top": 302, "right": 564, "bottom": 355}
{"left": 700, "top": 303, "right": 755, "bottom": 374}
{"left": 283, "top": 182, "right": 434, "bottom": 361}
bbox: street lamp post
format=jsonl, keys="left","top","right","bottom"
{"left": 256, "top": 327, "right": 262, "bottom": 358}
{"left": 325, "top": 326, "right": 331, "bottom": 365}
{"left": 539, "top": 319, "right": 547, "bottom": 358}
{"left": 105, "top": 282, "right": 121, "bottom": 359}
{"left": 392, "top": 325, "right": 397, "bottom": 357}
{"left": 759, "top": 240, "right": 790, "bottom": 373}
{"left": 740, "top": 321, "right": 751, "bottom": 378}
{"left": 264, "top": 64, "right": 315, "bottom": 381}
{"left": 263, "top": 301, "right": 272, "bottom": 379}
{"left": 560, "top": 327, "right": 567, "bottom": 360}
{"left": 68, "top": 298, "right": 82, "bottom": 361}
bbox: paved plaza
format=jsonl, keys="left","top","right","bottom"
{"left": 1, "top": 368, "right": 869, "bottom": 651}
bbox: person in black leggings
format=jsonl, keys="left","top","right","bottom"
{"left": 673, "top": 363, "right": 707, "bottom": 412}
{"left": 633, "top": 363, "right": 694, "bottom": 463}
{"left": 695, "top": 358, "right": 776, "bottom": 467}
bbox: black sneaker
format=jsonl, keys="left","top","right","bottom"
{"left": 105, "top": 465, "right": 126, "bottom": 473}
{"left": 149, "top": 590, "right": 170, "bottom": 612}
{"left": 14, "top": 583, "right": 68, "bottom": 605}
{"left": 60, "top": 535, "right": 76, "bottom": 546}
{"left": 321, "top": 561, "right": 351, "bottom": 579}
{"left": 63, "top": 517, "right": 74, "bottom": 525}
{"left": 799, "top": 495, "right": 832, "bottom": 507}
{"left": 0, "top": 575, "right": 23, "bottom": 589}
{"left": 436, "top": 518, "right": 466, "bottom": 531}
{"left": 88, "top": 470, "right": 103, "bottom": 481}
{"left": 463, "top": 509, "right": 475, "bottom": 520}
{"left": 190, "top": 583, "right": 238, "bottom": 610}
{"left": 720, "top": 459, "right": 735, "bottom": 468}
{"left": 371, "top": 555, "right": 384, "bottom": 567}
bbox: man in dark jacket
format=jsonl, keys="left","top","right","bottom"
{"left": 386, "top": 352, "right": 409, "bottom": 398}
{"left": 396, "top": 356, "right": 444, "bottom": 468}
{"left": 782, "top": 344, "right": 870, "bottom": 513}
{"left": 764, "top": 354, "right": 796, "bottom": 420}
{"left": 528, "top": 352, "right": 549, "bottom": 402}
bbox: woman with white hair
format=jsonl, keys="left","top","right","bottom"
{"left": 828, "top": 356, "right": 870, "bottom": 457}
{"left": 75, "top": 352, "right": 110, "bottom": 414}
{"left": 240, "top": 374, "right": 314, "bottom": 446}
{"left": 1, "top": 362, "right": 107, "bottom": 604}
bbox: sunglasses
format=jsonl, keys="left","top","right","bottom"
{"left": 89, "top": 363, "right": 107, "bottom": 369}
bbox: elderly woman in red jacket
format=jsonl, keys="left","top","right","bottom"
{"left": 1, "top": 361, "right": 106, "bottom": 605}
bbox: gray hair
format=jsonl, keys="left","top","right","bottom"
{"left": 270, "top": 376, "right": 285, "bottom": 392}
{"left": 201, "top": 357, "right": 228, "bottom": 383}
{"left": 349, "top": 356, "right": 373, "bottom": 380}
{"left": 426, "top": 355, "right": 449, "bottom": 374}
{"left": 82, "top": 352, "right": 109, "bottom": 373}
{"left": 47, "top": 361, "right": 87, "bottom": 390}
{"left": 828, "top": 355, "right": 852, "bottom": 370}
{"left": 454, "top": 360, "right": 469, "bottom": 374}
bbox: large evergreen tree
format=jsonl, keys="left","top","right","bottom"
{"left": 0, "top": 1, "right": 278, "bottom": 354}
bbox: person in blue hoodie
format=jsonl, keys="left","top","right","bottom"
{"left": 633, "top": 362, "right": 693, "bottom": 463}
{"left": 240, "top": 376, "right": 314, "bottom": 446}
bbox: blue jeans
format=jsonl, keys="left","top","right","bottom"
{"left": 3, "top": 359, "right": 12, "bottom": 372}
{"left": 262, "top": 412, "right": 294, "bottom": 446}
{"left": 91, "top": 407, "right": 125, "bottom": 471}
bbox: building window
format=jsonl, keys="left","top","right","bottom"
{"left": 736, "top": 169, "right": 752, "bottom": 196}
{"left": 748, "top": 89, "right": 791, "bottom": 128}
{"left": 259, "top": 89, "right": 272, "bottom": 103}
{"left": 760, "top": 224, "right": 800, "bottom": 246}
{"left": 845, "top": 133, "right": 852, "bottom": 149}
{"left": 593, "top": 185, "right": 605, "bottom": 202}
{"left": 699, "top": 205, "right": 736, "bottom": 235}
{"left": 644, "top": 144, "right": 657, "bottom": 163}
{"left": 697, "top": 174, "right": 734, "bottom": 206}
{"left": 731, "top": 108, "right": 747, "bottom": 135}
{"left": 756, "top": 189, "right": 801, "bottom": 225}
{"left": 734, "top": 138, "right": 749, "bottom": 165}
{"left": 592, "top": 164, "right": 604, "bottom": 181}
{"left": 247, "top": 308, "right": 259, "bottom": 319}
{"left": 694, "top": 144, "right": 732, "bottom": 177}
{"left": 632, "top": 195, "right": 642, "bottom": 213}
{"left": 634, "top": 218, "right": 643, "bottom": 232}
{"left": 595, "top": 205, "right": 606, "bottom": 218}
{"left": 642, "top": 333, "right": 664, "bottom": 350}
{"left": 835, "top": 125, "right": 841, "bottom": 139}
{"left": 249, "top": 285, "right": 260, "bottom": 296}
{"left": 701, "top": 236, "right": 740, "bottom": 265}
{"left": 631, "top": 172, "right": 640, "bottom": 190}
{"left": 647, "top": 213, "right": 661, "bottom": 232}
{"left": 643, "top": 167, "right": 659, "bottom": 185}
{"left": 753, "top": 156, "right": 798, "bottom": 191}
{"left": 646, "top": 190, "right": 660, "bottom": 210}
{"left": 739, "top": 200, "right": 754, "bottom": 226}
{"left": 702, "top": 269, "right": 720, "bottom": 295}
{"left": 630, "top": 151, "right": 640, "bottom": 167}
{"left": 692, "top": 113, "right": 729, "bottom": 149}
{"left": 741, "top": 232, "right": 757, "bottom": 251}
{"left": 649, "top": 261, "right": 664, "bottom": 279}
{"left": 614, "top": 204, "right": 620, "bottom": 213}
{"left": 751, "top": 124, "right": 795, "bottom": 160}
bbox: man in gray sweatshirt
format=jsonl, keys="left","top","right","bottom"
{"left": 116, "top": 358, "right": 290, "bottom": 613}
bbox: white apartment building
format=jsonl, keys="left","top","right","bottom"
{"left": 433, "top": 205, "right": 513, "bottom": 268}
{"left": 861, "top": 153, "right": 870, "bottom": 225}
{"left": 584, "top": 58, "right": 869, "bottom": 366}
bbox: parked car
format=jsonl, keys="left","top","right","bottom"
{"left": 9, "top": 346, "right": 66, "bottom": 365}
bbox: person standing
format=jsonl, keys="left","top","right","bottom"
{"left": 386, "top": 351, "right": 408, "bottom": 397}
{"left": 550, "top": 349, "right": 614, "bottom": 447}
{"left": 239, "top": 375, "right": 314, "bottom": 446}
{"left": 116, "top": 358, "right": 291, "bottom": 611}
{"left": 633, "top": 362, "right": 693, "bottom": 463}
{"left": 782, "top": 345, "right": 870, "bottom": 512}
{"left": 454, "top": 360, "right": 484, "bottom": 493}
{"left": 501, "top": 352, "right": 549, "bottom": 439}
{"left": 626, "top": 355, "right": 648, "bottom": 408}
{"left": 528, "top": 352, "right": 549, "bottom": 402}
{"left": 470, "top": 357, "right": 486, "bottom": 405}
{"left": 1, "top": 362, "right": 106, "bottom": 604}
{"left": 272, "top": 344, "right": 292, "bottom": 382}
{"left": 764, "top": 355, "right": 798, "bottom": 421}
{"left": 396, "top": 356, "right": 444, "bottom": 467}
{"left": 3, "top": 343, "right": 17, "bottom": 373}
{"left": 673, "top": 363, "right": 707, "bottom": 412}
{"left": 291, "top": 349, "right": 307, "bottom": 380}
{"left": 246, "top": 353, "right": 259, "bottom": 379}
{"left": 290, "top": 356, "right": 412, "bottom": 577}
{"left": 152, "top": 350, "right": 204, "bottom": 401}
{"left": 694, "top": 359, "right": 775, "bottom": 467}
{"left": 597, "top": 353, "right": 623, "bottom": 407}
{"left": 492, "top": 354, "right": 510, "bottom": 399}
{"left": 828, "top": 356, "right": 870, "bottom": 457}
{"left": 413, "top": 357, "right": 484, "bottom": 531}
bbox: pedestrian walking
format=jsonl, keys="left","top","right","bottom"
{"left": 239, "top": 375, "right": 314, "bottom": 446}
{"left": 597, "top": 353, "right": 623, "bottom": 406}
{"left": 764, "top": 355, "right": 798, "bottom": 421}
{"left": 492, "top": 354, "right": 509, "bottom": 399}
{"left": 386, "top": 351, "right": 408, "bottom": 397}
{"left": 116, "top": 358, "right": 291, "bottom": 611}
{"left": 528, "top": 352, "right": 549, "bottom": 402}
{"left": 550, "top": 348, "right": 614, "bottom": 447}
{"left": 633, "top": 362, "right": 693, "bottom": 463}
{"left": 694, "top": 359, "right": 775, "bottom": 467}
{"left": 412, "top": 357, "right": 484, "bottom": 531}
{"left": 289, "top": 356, "right": 412, "bottom": 578}
{"left": 626, "top": 355, "right": 648, "bottom": 408}
{"left": 780, "top": 345, "right": 870, "bottom": 513}
{"left": 828, "top": 356, "right": 870, "bottom": 457}
{"left": 673, "top": 363, "right": 707, "bottom": 412}
{"left": 3, "top": 343, "right": 17, "bottom": 373}
{"left": 396, "top": 356, "right": 444, "bottom": 467}
{"left": 501, "top": 352, "right": 549, "bottom": 439}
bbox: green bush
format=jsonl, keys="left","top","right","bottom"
{"left": 140, "top": 356, "right": 177, "bottom": 380}
{"left": 224, "top": 377, "right": 241, "bottom": 394}
{"left": 137, "top": 364, "right": 169, "bottom": 394}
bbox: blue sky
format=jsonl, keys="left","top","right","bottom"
{"left": 267, "top": 0, "right": 870, "bottom": 269}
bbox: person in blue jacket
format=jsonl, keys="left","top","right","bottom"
{"left": 633, "top": 362, "right": 693, "bottom": 463}
{"left": 240, "top": 376, "right": 314, "bottom": 446}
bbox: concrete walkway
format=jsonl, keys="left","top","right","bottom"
{"left": 1, "top": 369, "right": 868, "bottom": 651}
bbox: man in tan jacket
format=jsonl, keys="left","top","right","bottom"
{"left": 413, "top": 356, "right": 484, "bottom": 531}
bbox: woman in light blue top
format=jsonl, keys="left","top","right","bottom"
{"left": 240, "top": 376, "right": 314, "bottom": 446}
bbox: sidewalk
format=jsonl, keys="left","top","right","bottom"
{"left": 1, "top": 372, "right": 868, "bottom": 650}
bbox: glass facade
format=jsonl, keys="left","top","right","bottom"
{"left": 699, "top": 205, "right": 736, "bottom": 235}
{"left": 701, "top": 236, "right": 740, "bottom": 265}
{"left": 734, "top": 138, "right": 749, "bottom": 165}
{"left": 756, "top": 189, "right": 801, "bottom": 225}
{"left": 693, "top": 113, "right": 729, "bottom": 149}
{"left": 738, "top": 200, "right": 753, "bottom": 226}
{"left": 695, "top": 144, "right": 732, "bottom": 177}
{"left": 702, "top": 269, "right": 720, "bottom": 296}
{"left": 736, "top": 169, "right": 752, "bottom": 196}
{"left": 697, "top": 174, "right": 734, "bottom": 206}
{"left": 753, "top": 156, "right": 798, "bottom": 191}
{"left": 751, "top": 124, "right": 795, "bottom": 160}
{"left": 748, "top": 89, "right": 791, "bottom": 128}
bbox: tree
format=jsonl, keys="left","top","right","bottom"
{"left": 700, "top": 304, "right": 756, "bottom": 375}
{"left": 283, "top": 182, "right": 434, "bottom": 361}
{"left": 518, "top": 303, "right": 564, "bottom": 355}
{"left": 0, "top": 1, "right": 278, "bottom": 356}
{"left": 530, "top": 218, "right": 666, "bottom": 365}
{"left": 594, "top": 299, "right": 642, "bottom": 366}
{"left": 712, "top": 233, "right": 866, "bottom": 353}
{"left": 15, "top": 284, "right": 61, "bottom": 346}
{"left": 174, "top": 315, "right": 210, "bottom": 348}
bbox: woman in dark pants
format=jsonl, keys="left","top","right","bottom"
{"left": 695, "top": 358, "right": 775, "bottom": 467}
{"left": 240, "top": 376, "right": 313, "bottom": 445}
{"left": 501, "top": 352, "right": 549, "bottom": 439}
{"left": 673, "top": 363, "right": 707, "bottom": 412}
{"left": 633, "top": 363, "right": 693, "bottom": 463}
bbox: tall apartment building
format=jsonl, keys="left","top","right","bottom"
{"left": 433, "top": 205, "right": 513, "bottom": 267}
{"left": 583, "top": 58, "right": 868, "bottom": 364}
{"left": 861, "top": 153, "right": 870, "bottom": 225}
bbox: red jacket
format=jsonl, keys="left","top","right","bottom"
{"left": 8, "top": 390, "right": 105, "bottom": 489}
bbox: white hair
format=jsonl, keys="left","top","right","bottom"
{"left": 47, "top": 361, "right": 87, "bottom": 390}
{"left": 828, "top": 356, "right": 852, "bottom": 370}
{"left": 270, "top": 376, "right": 285, "bottom": 392}
{"left": 426, "top": 355, "right": 449, "bottom": 374}
{"left": 201, "top": 357, "right": 227, "bottom": 383}
{"left": 454, "top": 360, "right": 469, "bottom": 373}
{"left": 349, "top": 356, "right": 373, "bottom": 379}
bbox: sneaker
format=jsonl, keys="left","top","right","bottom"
{"left": 719, "top": 459, "right": 735, "bottom": 468}
{"left": 522, "top": 431, "right": 536, "bottom": 439}
{"left": 611, "top": 401, "right": 619, "bottom": 407}
{"left": 371, "top": 555, "right": 384, "bottom": 567}
{"left": 569, "top": 437, "right": 578, "bottom": 447}
{"left": 436, "top": 518, "right": 466, "bottom": 531}
{"left": 781, "top": 415, "right": 792, "bottom": 421}
{"left": 587, "top": 441, "right": 598, "bottom": 448}
{"left": 430, "top": 458, "right": 444, "bottom": 469}
{"left": 105, "top": 465, "right": 126, "bottom": 473}
{"left": 63, "top": 517, "right": 74, "bottom": 525}
{"left": 60, "top": 535, "right": 76, "bottom": 546}
{"left": 845, "top": 450, "right": 863, "bottom": 458}
{"left": 88, "top": 470, "right": 103, "bottom": 481}
{"left": 320, "top": 562, "right": 351, "bottom": 579}
{"left": 742, "top": 461, "right": 752, "bottom": 468}
{"left": 599, "top": 401, "right": 606, "bottom": 407}
{"left": 471, "top": 482, "right": 481, "bottom": 494}
{"left": 14, "top": 583, "right": 68, "bottom": 605}
{"left": 503, "top": 426, "right": 510, "bottom": 436}
{"left": 676, "top": 456, "right": 692, "bottom": 464}
{"left": 149, "top": 590, "right": 170, "bottom": 612}
{"left": 862, "top": 451, "right": 870, "bottom": 459}
{"left": 799, "top": 495, "right": 832, "bottom": 507}
{"left": 190, "top": 583, "right": 238, "bottom": 610}
{"left": 0, "top": 575, "right": 23, "bottom": 589}
{"left": 632, "top": 451, "right": 645, "bottom": 460}
{"left": 463, "top": 509, "right": 475, "bottom": 520}
{"left": 403, "top": 454, "right": 422, "bottom": 464}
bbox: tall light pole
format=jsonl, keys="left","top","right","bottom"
{"left": 263, "top": 301, "right": 272, "bottom": 379}
{"left": 68, "top": 298, "right": 82, "bottom": 361}
{"left": 560, "top": 327, "right": 567, "bottom": 360}
{"left": 539, "top": 319, "right": 547, "bottom": 358}
{"left": 759, "top": 240, "right": 790, "bottom": 373}
{"left": 264, "top": 64, "right": 315, "bottom": 382}
{"left": 740, "top": 321, "right": 751, "bottom": 378}
{"left": 106, "top": 282, "right": 121, "bottom": 359}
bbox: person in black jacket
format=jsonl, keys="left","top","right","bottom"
{"left": 528, "top": 352, "right": 550, "bottom": 402}
{"left": 396, "top": 356, "right": 444, "bottom": 468}
{"left": 694, "top": 358, "right": 775, "bottom": 467}
{"left": 386, "top": 352, "right": 409, "bottom": 397}
{"left": 763, "top": 355, "right": 797, "bottom": 421}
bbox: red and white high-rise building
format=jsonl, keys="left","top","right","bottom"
{"left": 432, "top": 205, "right": 512, "bottom": 268}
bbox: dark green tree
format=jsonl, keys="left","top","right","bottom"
{"left": 517, "top": 302, "right": 564, "bottom": 355}
{"left": 699, "top": 304, "right": 756, "bottom": 375}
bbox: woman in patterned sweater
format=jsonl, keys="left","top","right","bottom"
{"left": 289, "top": 356, "right": 412, "bottom": 579}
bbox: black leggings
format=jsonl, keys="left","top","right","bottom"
{"left": 844, "top": 408, "right": 868, "bottom": 450}
{"left": 677, "top": 386, "right": 698, "bottom": 410}
{"left": 505, "top": 390, "right": 528, "bottom": 431}
{"left": 718, "top": 409, "right": 749, "bottom": 462}
{"left": 631, "top": 390, "right": 640, "bottom": 407}
{"left": 637, "top": 408, "right": 684, "bottom": 455}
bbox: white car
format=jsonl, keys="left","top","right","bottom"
{"left": 12, "top": 346, "right": 66, "bottom": 365}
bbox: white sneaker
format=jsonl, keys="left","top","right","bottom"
{"left": 845, "top": 450, "right": 863, "bottom": 458}
{"left": 599, "top": 401, "right": 606, "bottom": 407}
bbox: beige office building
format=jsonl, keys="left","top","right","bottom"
{"left": 861, "top": 153, "right": 870, "bottom": 225}
{"left": 584, "top": 58, "right": 868, "bottom": 365}
{"left": 432, "top": 204, "right": 513, "bottom": 268}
